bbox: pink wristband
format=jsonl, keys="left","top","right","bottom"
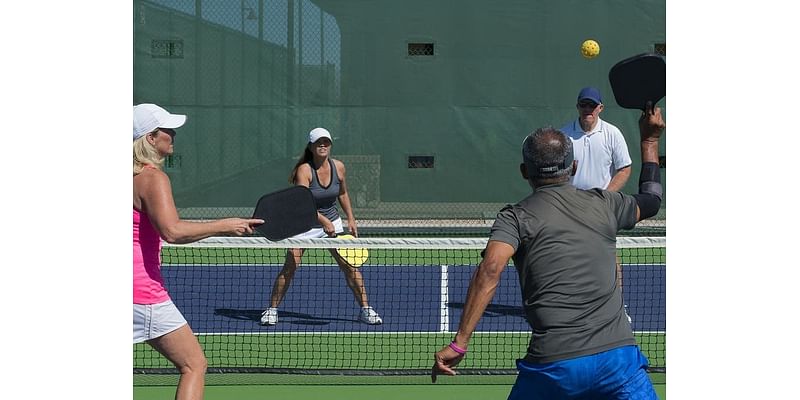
{"left": 449, "top": 341, "right": 467, "bottom": 355}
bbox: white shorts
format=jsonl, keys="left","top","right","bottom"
{"left": 133, "top": 299, "right": 188, "bottom": 344}
{"left": 292, "top": 217, "right": 344, "bottom": 239}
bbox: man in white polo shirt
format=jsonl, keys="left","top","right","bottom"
{"left": 560, "top": 87, "right": 632, "bottom": 191}
{"left": 561, "top": 86, "right": 633, "bottom": 323}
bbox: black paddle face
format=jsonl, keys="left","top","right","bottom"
{"left": 608, "top": 53, "right": 665, "bottom": 110}
{"left": 252, "top": 186, "right": 318, "bottom": 241}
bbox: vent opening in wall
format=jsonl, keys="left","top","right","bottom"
{"left": 408, "top": 155, "right": 434, "bottom": 169}
{"left": 152, "top": 39, "right": 184, "bottom": 59}
{"left": 654, "top": 43, "right": 665, "bottom": 56}
{"left": 408, "top": 43, "right": 434, "bottom": 56}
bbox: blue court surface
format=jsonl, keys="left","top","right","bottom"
{"left": 163, "top": 264, "right": 665, "bottom": 334}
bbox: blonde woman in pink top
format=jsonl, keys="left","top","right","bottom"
{"left": 133, "top": 104, "right": 263, "bottom": 400}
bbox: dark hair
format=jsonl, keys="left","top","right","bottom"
{"left": 288, "top": 147, "right": 314, "bottom": 184}
{"left": 522, "top": 127, "right": 573, "bottom": 184}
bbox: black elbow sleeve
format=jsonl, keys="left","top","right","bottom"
{"left": 635, "top": 162, "right": 662, "bottom": 219}
{"left": 639, "top": 162, "right": 662, "bottom": 199}
{"left": 633, "top": 193, "right": 661, "bottom": 219}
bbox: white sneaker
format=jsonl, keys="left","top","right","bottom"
{"left": 358, "top": 306, "right": 383, "bottom": 325}
{"left": 261, "top": 307, "right": 278, "bottom": 325}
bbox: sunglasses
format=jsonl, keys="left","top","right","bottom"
{"left": 578, "top": 101, "right": 599, "bottom": 108}
{"left": 160, "top": 128, "right": 177, "bottom": 137}
{"left": 151, "top": 128, "right": 177, "bottom": 137}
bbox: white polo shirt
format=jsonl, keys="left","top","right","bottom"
{"left": 560, "top": 117, "right": 632, "bottom": 190}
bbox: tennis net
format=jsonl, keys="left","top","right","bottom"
{"left": 133, "top": 236, "right": 665, "bottom": 377}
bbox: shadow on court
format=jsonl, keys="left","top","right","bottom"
{"left": 214, "top": 308, "right": 358, "bottom": 325}
{"left": 448, "top": 302, "right": 526, "bottom": 318}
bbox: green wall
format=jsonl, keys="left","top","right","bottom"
{"left": 134, "top": 0, "right": 666, "bottom": 219}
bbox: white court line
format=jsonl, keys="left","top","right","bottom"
{"left": 439, "top": 264, "right": 449, "bottom": 332}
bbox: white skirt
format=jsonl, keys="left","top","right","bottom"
{"left": 133, "top": 299, "right": 188, "bottom": 343}
{"left": 291, "top": 217, "right": 344, "bottom": 239}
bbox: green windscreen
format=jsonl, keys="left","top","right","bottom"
{"left": 133, "top": 0, "right": 666, "bottom": 223}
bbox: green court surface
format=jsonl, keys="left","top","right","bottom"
{"left": 161, "top": 246, "right": 665, "bottom": 266}
{"left": 135, "top": 333, "right": 664, "bottom": 371}
{"left": 133, "top": 373, "right": 666, "bottom": 399}
{"left": 139, "top": 243, "right": 665, "bottom": 396}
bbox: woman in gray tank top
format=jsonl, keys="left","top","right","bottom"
{"left": 261, "top": 128, "right": 383, "bottom": 326}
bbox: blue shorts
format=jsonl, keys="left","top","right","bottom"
{"left": 507, "top": 345, "right": 658, "bottom": 400}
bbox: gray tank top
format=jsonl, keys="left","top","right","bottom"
{"left": 308, "top": 158, "right": 340, "bottom": 225}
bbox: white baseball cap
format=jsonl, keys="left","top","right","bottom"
{"left": 308, "top": 127, "right": 332, "bottom": 143}
{"left": 133, "top": 103, "right": 187, "bottom": 141}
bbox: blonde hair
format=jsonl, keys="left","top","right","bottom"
{"left": 133, "top": 133, "right": 163, "bottom": 175}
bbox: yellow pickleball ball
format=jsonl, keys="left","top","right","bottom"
{"left": 581, "top": 39, "right": 600, "bottom": 58}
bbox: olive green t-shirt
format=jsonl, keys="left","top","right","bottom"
{"left": 489, "top": 182, "right": 638, "bottom": 363}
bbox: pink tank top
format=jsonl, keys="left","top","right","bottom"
{"left": 133, "top": 207, "right": 169, "bottom": 304}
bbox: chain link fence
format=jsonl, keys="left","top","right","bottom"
{"left": 134, "top": 0, "right": 666, "bottom": 236}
